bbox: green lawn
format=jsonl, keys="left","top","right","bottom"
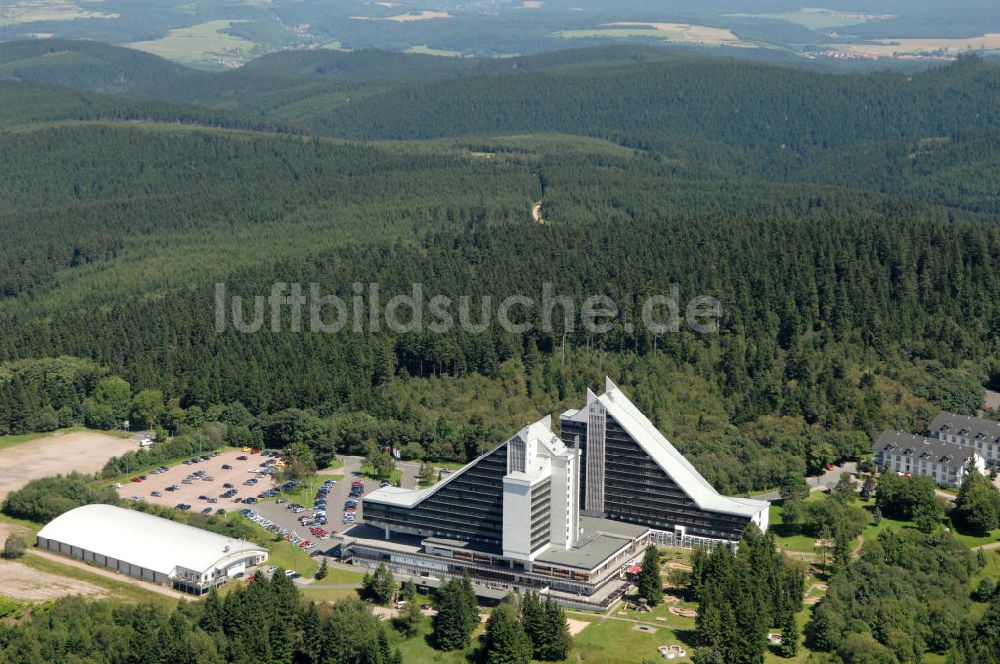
{"left": 949, "top": 525, "right": 1000, "bottom": 549}
{"left": 0, "top": 513, "right": 43, "bottom": 537}
{"left": 360, "top": 463, "right": 403, "bottom": 486}
{"left": 570, "top": 614, "right": 693, "bottom": 664}
{"left": 770, "top": 494, "right": 827, "bottom": 554}
{"left": 20, "top": 552, "right": 176, "bottom": 608}
{"left": 386, "top": 614, "right": 487, "bottom": 664}
{"left": 260, "top": 538, "right": 319, "bottom": 577}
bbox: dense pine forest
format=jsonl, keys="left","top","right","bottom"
{"left": 2, "top": 39, "right": 1000, "bottom": 664}
{"left": 1, "top": 44, "right": 1000, "bottom": 494}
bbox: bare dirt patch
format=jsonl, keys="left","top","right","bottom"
{"left": 0, "top": 559, "right": 106, "bottom": 601}
{"left": 0, "top": 431, "right": 136, "bottom": 502}
{"left": 607, "top": 22, "right": 753, "bottom": 48}
{"left": 566, "top": 618, "right": 590, "bottom": 636}
{"left": 984, "top": 389, "right": 1000, "bottom": 412}
{"left": 830, "top": 34, "right": 1000, "bottom": 58}
{"left": 386, "top": 11, "right": 451, "bottom": 22}
{"left": 668, "top": 606, "right": 697, "bottom": 618}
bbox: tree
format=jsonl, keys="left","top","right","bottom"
{"left": 637, "top": 545, "right": 663, "bottom": 606}
{"left": 94, "top": 375, "right": 131, "bottom": 421}
{"left": 815, "top": 524, "right": 832, "bottom": 570}
{"left": 400, "top": 579, "right": 417, "bottom": 603}
{"left": 860, "top": 475, "right": 876, "bottom": 500}
{"left": 481, "top": 601, "right": 532, "bottom": 664}
{"left": 418, "top": 463, "right": 436, "bottom": 487}
{"left": 538, "top": 596, "right": 572, "bottom": 661}
{"left": 432, "top": 577, "right": 477, "bottom": 651}
{"left": 393, "top": 597, "right": 423, "bottom": 637}
{"left": 914, "top": 500, "right": 942, "bottom": 533}
{"left": 129, "top": 389, "right": 164, "bottom": 430}
{"left": 973, "top": 578, "right": 996, "bottom": 602}
{"left": 521, "top": 592, "right": 545, "bottom": 655}
{"left": 832, "top": 474, "right": 857, "bottom": 503}
{"left": 779, "top": 473, "right": 809, "bottom": 502}
{"left": 362, "top": 563, "right": 396, "bottom": 605}
{"left": 952, "top": 462, "right": 1000, "bottom": 536}
{"left": 777, "top": 609, "right": 798, "bottom": 657}
{"left": 2, "top": 533, "right": 27, "bottom": 558}
{"left": 278, "top": 441, "right": 317, "bottom": 483}
{"left": 315, "top": 557, "right": 328, "bottom": 580}
{"left": 832, "top": 526, "right": 852, "bottom": 573}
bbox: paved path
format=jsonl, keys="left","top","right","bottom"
{"left": 935, "top": 489, "right": 957, "bottom": 503}
{"left": 27, "top": 549, "right": 190, "bottom": 601}
{"left": 752, "top": 462, "right": 858, "bottom": 501}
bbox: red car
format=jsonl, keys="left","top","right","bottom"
{"left": 130, "top": 477, "right": 142, "bottom": 483}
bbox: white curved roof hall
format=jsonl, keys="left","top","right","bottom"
{"left": 37, "top": 504, "right": 266, "bottom": 576}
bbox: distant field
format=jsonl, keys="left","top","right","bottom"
{"left": 556, "top": 22, "right": 758, "bottom": 49}
{"left": 727, "top": 8, "right": 889, "bottom": 31}
{"left": 352, "top": 11, "right": 452, "bottom": 23}
{"left": 830, "top": 33, "right": 1000, "bottom": 58}
{"left": 128, "top": 20, "right": 265, "bottom": 68}
{"left": 0, "top": 0, "right": 117, "bottom": 27}
{"left": 405, "top": 44, "right": 463, "bottom": 57}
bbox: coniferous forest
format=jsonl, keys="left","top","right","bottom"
{"left": 1, "top": 39, "right": 1000, "bottom": 663}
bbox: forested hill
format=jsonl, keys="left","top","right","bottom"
{"left": 0, "top": 80, "right": 296, "bottom": 132}
{"left": 303, "top": 55, "right": 1000, "bottom": 147}
{"left": 0, "top": 39, "right": 190, "bottom": 95}
{"left": 2, "top": 41, "right": 1000, "bottom": 498}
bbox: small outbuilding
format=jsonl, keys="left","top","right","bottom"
{"left": 37, "top": 504, "right": 267, "bottom": 594}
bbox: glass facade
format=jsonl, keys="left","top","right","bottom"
{"left": 561, "top": 412, "right": 753, "bottom": 541}
{"left": 363, "top": 443, "right": 508, "bottom": 550}
{"left": 530, "top": 479, "right": 552, "bottom": 551}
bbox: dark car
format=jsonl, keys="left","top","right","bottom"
{"left": 201, "top": 507, "right": 212, "bottom": 514}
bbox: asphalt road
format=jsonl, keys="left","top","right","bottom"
{"left": 252, "top": 455, "right": 423, "bottom": 545}
{"left": 752, "top": 462, "right": 858, "bottom": 502}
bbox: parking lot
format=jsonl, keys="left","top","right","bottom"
{"left": 114, "top": 448, "right": 282, "bottom": 514}
{"left": 255, "top": 456, "right": 386, "bottom": 548}
{"left": 113, "top": 450, "right": 426, "bottom": 550}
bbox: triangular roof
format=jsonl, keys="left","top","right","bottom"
{"left": 568, "top": 378, "right": 767, "bottom": 518}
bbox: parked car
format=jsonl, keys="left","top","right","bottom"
{"left": 151, "top": 491, "right": 162, "bottom": 497}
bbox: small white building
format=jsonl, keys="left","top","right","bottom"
{"left": 874, "top": 430, "right": 986, "bottom": 489}
{"left": 929, "top": 412, "right": 1000, "bottom": 467}
{"left": 36, "top": 504, "right": 267, "bottom": 594}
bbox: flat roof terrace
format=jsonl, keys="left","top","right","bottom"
{"left": 534, "top": 516, "right": 649, "bottom": 572}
